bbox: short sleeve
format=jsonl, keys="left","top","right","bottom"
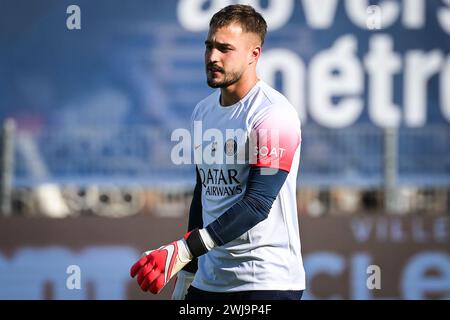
{"left": 249, "top": 106, "right": 301, "bottom": 172}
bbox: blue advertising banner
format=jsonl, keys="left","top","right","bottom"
{"left": 1, "top": 0, "right": 449, "bottom": 186}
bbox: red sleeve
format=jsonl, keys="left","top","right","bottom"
{"left": 249, "top": 108, "right": 301, "bottom": 172}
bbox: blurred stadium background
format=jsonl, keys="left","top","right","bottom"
{"left": 0, "top": 0, "right": 449, "bottom": 299}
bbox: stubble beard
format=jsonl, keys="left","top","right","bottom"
{"left": 207, "top": 69, "right": 243, "bottom": 89}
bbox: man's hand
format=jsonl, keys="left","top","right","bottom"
{"left": 130, "top": 238, "right": 192, "bottom": 294}
{"left": 130, "top": 228, "right": 213, "bottom": 294}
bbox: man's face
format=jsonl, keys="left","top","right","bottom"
{"left": 204, "top": 23, "right": 259, "bottom": 88}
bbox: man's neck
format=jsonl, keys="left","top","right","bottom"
{"left": 220, "top": 74, "right": 259, "bottom": 107}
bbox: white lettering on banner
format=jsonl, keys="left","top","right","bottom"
{"left": 345, "top": 0, "right": 400, "bottom": 29}
{"left": 258, "top": 49, "right": 306, "bottom": 121}
{"left": 177, "top": 0, "right": 229, "bottom": 31}
{"left": 2, "top": 247, "right": 448, "bottom": 299}
{"left": 438, "top": 0, "right": 450, "bottom": 34}
{"left": 243, "top": 0, "right": 294, "bottom": 30}
{"left": 0, "top": 247, "right": 138, "bottom": 299}
{"left": 364, "top": 35, "right": 402, "bottom": 128}
{"left": 441, "top": 57, "right": 450, "bottom": 122}
{"left": 177, "top": 0, "right": 293, "bottom": 31}
{"left": 303, "top": 251, "right": 450, "bottom": 300}
{"left": 302, "top": 252, "right": 382, "bottom": 300}
{"left": 435, "top": 217, "right": 450, "bottom": 243}
{"left": 350, "top": 217, "right": 450, "bottom": 243}
{"left": 177, "top": 0, "right": 450, "bottom": 33}
{"left": 310, "top": 35, "right": 363, "bottom": 128}
{"left": 302, "top": 252, "right": 345, "bottom": 300}
{"left": 403, "top": 0, "right": 426, "bottom": 29}
{"left": 301, "top": 0, "right": 339, "bottom": 28}
{"left": 401, "top": 253, "right": 450, "bottom": 299}
{"left": 177, "top": 1, "right": 450, "bottom": 128}
{"left": 351, "top": 218, "right": 372, "bottom": 242}
{"left": 404, "top": 50, "right": 444, "bottom": 127}
{"left": 259, "top": 38, "right": 450, "bottom": 128}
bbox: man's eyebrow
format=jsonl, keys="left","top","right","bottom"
{"left": 204, "top": 40, "right": 235, "bottom": 49}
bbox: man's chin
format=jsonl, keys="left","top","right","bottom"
{"left": 207, "top": 75, "right": 240, "bottom": 89}
{"left": 207, "top": 79, "right": 223, "bottom": 88}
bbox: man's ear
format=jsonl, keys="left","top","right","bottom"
{"left": 249, "top": 46, "right": 261, "bottom": 65}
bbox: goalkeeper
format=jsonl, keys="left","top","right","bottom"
{"left": 130, "top": 4, "right": 305, "bottom": 300}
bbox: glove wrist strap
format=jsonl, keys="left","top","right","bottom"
{"left": 184, "top": 228, "right": 208, "bottom": 258}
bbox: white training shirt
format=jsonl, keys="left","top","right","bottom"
{"left": 190, "top": 80, "right": 305, "bottom": 292}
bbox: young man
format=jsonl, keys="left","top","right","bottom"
{"left": 130, "top": 4, "right": 305, "bottom": 300}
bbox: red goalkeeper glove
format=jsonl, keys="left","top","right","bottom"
{"left": 130, "top": 228, "right": 212, "bottom": 294}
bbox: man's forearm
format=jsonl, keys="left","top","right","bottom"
{"left": 206, "top": 166, "right": 288, "bottom": 246}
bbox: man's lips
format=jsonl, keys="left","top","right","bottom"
{"left": 209, "top": 70, "right": 222, "bottom": 76}
{"left": 207, "top": 65, "right": 224, "bottom": 73}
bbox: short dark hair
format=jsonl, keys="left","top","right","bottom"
{"left": 209, "top": 5, "right": 267, "bottom": 46}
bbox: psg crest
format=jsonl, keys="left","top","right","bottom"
{"left": 224, "top": 139, "right": 237, "bottom": 156}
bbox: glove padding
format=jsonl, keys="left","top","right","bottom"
{"left": 130, "top": 238, "right": 192, "bottom": 294}
{"left": 171, "top": 270, "right": 195, "bottom": 300}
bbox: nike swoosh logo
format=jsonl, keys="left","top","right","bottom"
{"left": 195, "top": 144, "right": 202, "bottom": 150}
{"left": 163, "top": 244, "right": 175, "bottom": 284}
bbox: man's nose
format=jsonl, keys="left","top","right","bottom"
{"left": 207, "top": 48, "right": 220, "bottom": 63}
